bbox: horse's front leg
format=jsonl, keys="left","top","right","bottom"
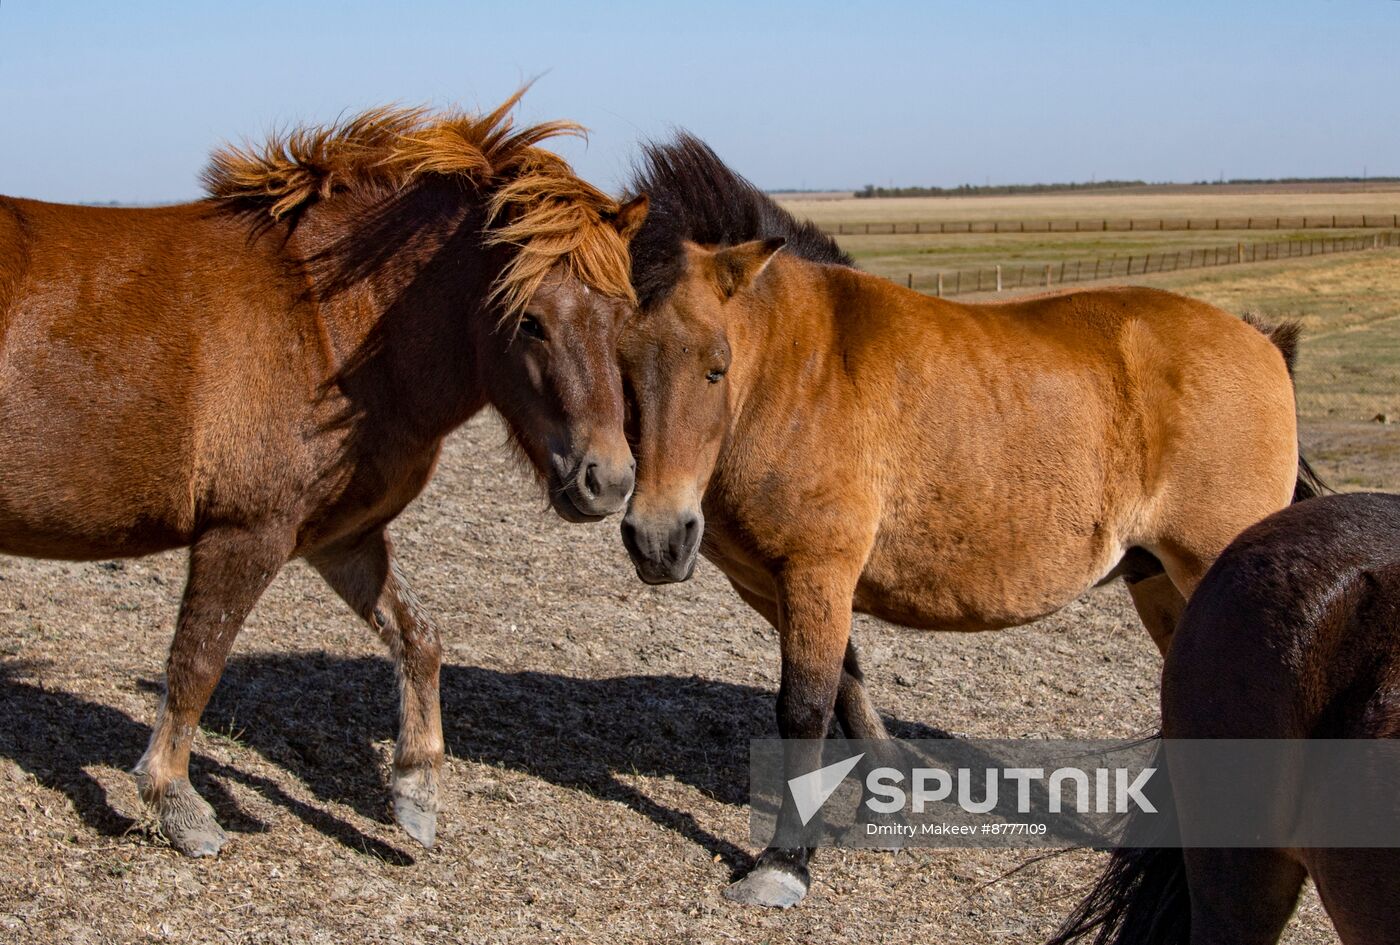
{"left": 311, "top": 529, "right": 444, "bottom": 848}
{"left": 724, "top": 562, "right": 858, "bottom": 909}
{"left": 134, "top": 526, "right": 292, "bottom": 856}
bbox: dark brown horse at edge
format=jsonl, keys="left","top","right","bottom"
{"left": 0, "top": 89, "right": 647, "bottom": 856}
{"left": 616, "top": 135, "right": 1318, "bottom": 907}
{"left": 1052, "top": 492, "right": 1400, "bottom": 945}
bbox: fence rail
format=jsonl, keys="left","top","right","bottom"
{"left": 828, "top": 214, "right": 1400, "bottom": 236}
{"left": 920, "top": 231, "right": 1400, "bottom": 298}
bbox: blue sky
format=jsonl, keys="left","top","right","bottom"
{"left": 1, "top": 1, "right": 1397, "bottom": 203}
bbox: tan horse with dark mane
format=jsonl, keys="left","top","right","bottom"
{"left": 617, "top": 135, "right": 1317, "bottom": 907}
{"left": 0, "top": 90, "right": 646, "bottom": 856}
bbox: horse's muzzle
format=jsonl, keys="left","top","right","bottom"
{"left": 620, "top": 509, "right": 703, "bottom": 584}
{"left": 550, "top": 453, "right": 635, "bottom": 522}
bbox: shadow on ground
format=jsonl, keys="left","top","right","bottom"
{"left": 0, "top": 653, "right": 952, "bottom": 869}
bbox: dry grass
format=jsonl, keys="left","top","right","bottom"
{"left": 0, "top": 411, "right": 1352, "bottom": 944}
{"left": 778, "top": 185, "right": 1400, "bottom": 226}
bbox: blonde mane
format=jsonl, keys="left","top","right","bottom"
{"left": 202, "top": 88, "right": 635, "bottom": 315}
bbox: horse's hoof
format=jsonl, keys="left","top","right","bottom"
{"left": 723, "top": 864, "right": 810, "bottom": 909}
{"left": 158, "top": 779, "right": 228, "bottom": 858}
{"left": 392, "top": 767, "right": 438, "bottom": 849}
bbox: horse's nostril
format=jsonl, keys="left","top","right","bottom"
{"left": 582, "top": 461, "right": 602, "bottom": 498}
{"left": 682, "top": 514, "right": 701, "bottom": 545}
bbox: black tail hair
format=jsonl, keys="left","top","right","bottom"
{"left": 1048, "top": 741, "right": 1190, "bottom": 945}
{"left": 1241, "top": 313, "right": 1329, "bottom": 504}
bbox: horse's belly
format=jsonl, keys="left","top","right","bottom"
{"left": 853, "top": 527, "right": 1123, "bottom": 632}
{"left": 0, "top": 459, "right": 191, "bottom": 560}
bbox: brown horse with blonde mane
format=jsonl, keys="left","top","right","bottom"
{"left": 0, "top": 89, "right": 646, "bottom": 856}
{"left": 617, "top": 135, "right": 1318, "bottom": 907}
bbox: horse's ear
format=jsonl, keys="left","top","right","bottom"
{"left": 611, "top": 195, "right": 649, "bottom": 242}
{"left": 713, "top": 238, "right": 785, "bottom": 299}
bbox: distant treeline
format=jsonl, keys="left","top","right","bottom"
{"left": 855, "top": 181, "right": 1147, "bottom": 198}
{"left": 854, "top": 177, "right": 1400, "bottom": 199}
{"left": 1203, "top": 176, "right": 1400, "bottom": 186}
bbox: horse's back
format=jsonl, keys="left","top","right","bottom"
{"left": 0, "top": 196, "right": 313, "bottom": 558}
{"left": 1165, "top": 493, "right": 1400, "bottom": 739}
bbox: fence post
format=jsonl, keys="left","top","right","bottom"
{"left": 915, "top": 222, "right": 920, "bottom": 234}
{"left": 907, "top": 273, "right": 913, "bottom": 289}
{"left": 865, "top": 223, "right": 870, "bottom": 235}
{"left": 936, "top": 273, "right": 944, "bottom": 297}
{"left": 1044, "top": 264, "right": 1052, "bottom": 287}
{"left": 995, "top": 265, "right": 1002, "bottom": 293}
{"left": 1237, "top": 242, "right": 1244, "bottom": 263}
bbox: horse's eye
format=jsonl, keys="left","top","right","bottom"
{"left": 707, "top": 368, "right": 726, "bottom": 384}
{"left": 519, "top": 315, "right": 547, "bottom": 341}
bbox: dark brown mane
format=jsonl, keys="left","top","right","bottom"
{"left": 623, "top": 133, "right": 853, "bottom": 310}
{"left": 202, "top": 88, "right": 636, "bottom": 316}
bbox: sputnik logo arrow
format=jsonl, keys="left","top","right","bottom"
{"left": 788, "top": 752, "right": 865, "bottom": 826}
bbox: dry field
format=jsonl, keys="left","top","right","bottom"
{"left": 778, "top": 184, "right": 1400, "bottom": 226}
{"left": 3, "top": 189, "right": 1396, "bottom": 944}
{"left": 777, "top": 186, "right": 1400, "bottom": 284}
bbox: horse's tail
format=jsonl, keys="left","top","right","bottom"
{"left": 1047, "top": 742, "right": 1190, "bottom": 945}
{"left": 1241, "top": 313, "right": 1328, "bottom": 503}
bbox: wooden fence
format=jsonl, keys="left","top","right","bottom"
{"left": 921, "top": 231, "right": 1399, "bottom": 298}
{"left": 828, "top": 214, "right": 1400, "bottom": 236}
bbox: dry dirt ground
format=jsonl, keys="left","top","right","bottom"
{"left": 0, "top": 409, "right": 1358, "bottom": 944}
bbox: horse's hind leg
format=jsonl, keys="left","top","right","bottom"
{"left": 1309, "top": 850, "right": 1400, "bottom": 945}
{"left": 311, "top": 529, "right": 443, "bottom": 849}
{"left": 133, "top": 527, "right": 290, "bottom": 856}
{"left": 1184, "top": 848, "right": 1306, "bottom": 945}
{"left": 1125, "top": 572, "right": 1188, "bottom": 656}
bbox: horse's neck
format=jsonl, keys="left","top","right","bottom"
{"left": 732, "top": 258, "right": 850, "bottom": 404}
{"left": 300, "top": 183, "right": 497, "bottom": 443}
{"left": 722, "top": 260, "right": 853, "bottom": 450}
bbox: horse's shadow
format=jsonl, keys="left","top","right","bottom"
{"left": 0, "top": 653, "right": 950, "bottom": 867}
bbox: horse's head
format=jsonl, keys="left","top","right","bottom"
{"left": 486, "top": 195, "right": 650, "bottom": 523}
{"left": 619, "top": 237, "right": 784, "bottom": 582}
